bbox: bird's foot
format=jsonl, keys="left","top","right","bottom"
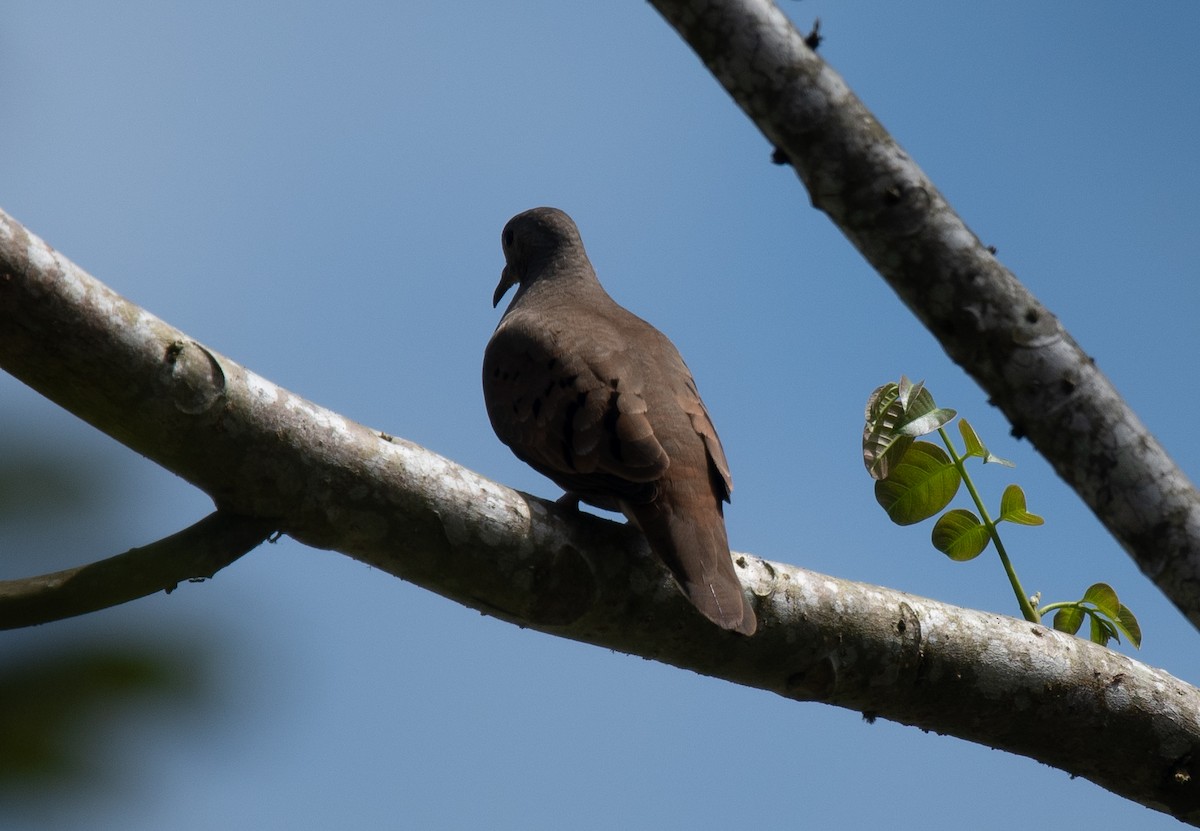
{"left": 555, "top": 493, "right": 583, "bottom": 512}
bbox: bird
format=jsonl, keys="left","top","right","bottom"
{"left": 482, "top": 207, "right": 756, "bottom": 635}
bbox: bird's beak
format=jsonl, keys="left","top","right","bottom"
{"left": 492, "top": 266, "right": 517, "bottom": 308}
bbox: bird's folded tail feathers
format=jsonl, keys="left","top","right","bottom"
{"left": 625, "top": 497, "right": 757, "bottom": 636}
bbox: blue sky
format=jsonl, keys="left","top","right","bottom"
{"left": 3, "top": 2, "right": 1199, "bottom": 829}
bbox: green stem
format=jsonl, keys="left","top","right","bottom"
{"left": 1035, "top": 601, "right": 1078, "bottom": 616}
{"left": 938, "top": 427, "right": 1040, "bottom": 623}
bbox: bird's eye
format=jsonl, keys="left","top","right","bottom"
{"left": 502, "top": 229, "right": 514, "bottom": 248}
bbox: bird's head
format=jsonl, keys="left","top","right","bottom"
{"left": 493, "top": 207, "right": 587, "bottom": 307}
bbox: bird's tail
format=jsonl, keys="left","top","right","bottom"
{"left": 625, "top": 487, "right": 757, "bottom": 636}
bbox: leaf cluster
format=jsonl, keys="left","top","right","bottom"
{"left": 1043, "top": 582, "right": 1142, "bottom": 649}
{"left": 862, "top": 377, "right": 1141, "bottom": 649}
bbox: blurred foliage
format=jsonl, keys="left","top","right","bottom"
{"left": 0, "top": 641, "right": 206, "bottom": 792}
{"left": 0, "top": 449, "right": 95, "bottom": 522}
{"left": 0, "top": 421, "right": 224, "bottom": 810}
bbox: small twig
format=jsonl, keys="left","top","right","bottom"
{"left": 0, "top": 511, "right": 277, "bottom": 629}
{"left": 804, "top": 17, "right": 822, "bottom": 51}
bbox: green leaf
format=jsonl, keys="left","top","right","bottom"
{"left": 863, "top": 413, "right": 913, "bottom": 481}
{"left": 896, "top": 375, "right": 924, "bottom": 411}
{"left": 895, "top": 379, "right": 951, "bottom": 437}
{"left": 959, "top": 419, "right": 986, "bottom": 458}
{"left": 864, "top": 377, "right": 964, "bottom": 477}
{"left": 1116, "top": 604, "right": 1143, "bottom": 649}
{"left": 864, "top": 384, "right": 904, "bottom": 479}
{"left": 957, "top": 418, "right": 1015, "bottom": 466}
{"left": 1053, "top": 606, "right": 1084, "bottom": 635}
{"left": 1089, "top": 613, "right": 1116, "bottom": 647}
{"left": 898, "top": 407, "right": 957, "bottom": 438}
{"left": 864, "top": 382, "right": 899, "bottom": 425}
{"left": 874, "top": 442, "right": 961, "bottom": 525}
{"left": 863, "top": 380, "right": 956, "bottom": 478}
{"left": 931, "top": 509, "right": 991, "bottom": 561}
{"left": 998, "top": 484, "right": 1045, "bottom": 526}
{"left": 1044, "top": 595, "right": 1142, "bottom": 650}
{"left": 1083, "top": 582, "right": 1120, "bottom": 619}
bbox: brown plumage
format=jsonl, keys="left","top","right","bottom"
{"left": 482, "top": 207, "right": 756, "bottom": 635}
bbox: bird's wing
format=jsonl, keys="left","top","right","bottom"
{"left": 483, "top": 316, "right": 671, "bottom": 505}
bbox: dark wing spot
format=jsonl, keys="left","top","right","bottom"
{"left": 603, "top": 389, "right": 623, "bottom": 462}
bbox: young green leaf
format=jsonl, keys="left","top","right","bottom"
{"left": 893, "top": 379, "right": 953, "bottom": 438}
{"left": 1116, "top": 605, "right": 1143, "bottom": 649}
{"left": 868, "top": 377, "right": 930, "bottom": 426}
{"left": 1053, "top": 605, "right": 1084, "bottom": 635}
{"left": 896, "top": 375, "right": 922, "bottom": 410}
{"left": 1083, "top": 582, "right": 1120, "bottom": 619}
{"left": 864, "top": 432, "right": 911, "bottom": 481}
{"left": 998, "top": 484, "right": 1045, "bottom": 526}
{"left": 959, "top": 418, "right": 986, "bottom": 458}
{"left": 874, "top": 442, "right": 961, "bottom": 525}
{"left": 899, "top": 407, "right": 958, "bottom": 438}
{"left": 864, "top": 382, "right": 899, "bottom": 426}
{"left": 1089, "top": 613, "right": 1116, "bottom": 647}
{"left": 864, "top": 380, "right": 958, "bottom": 479}
{"left": 957, "top": 418, "right": 1015, "bottom": 466}
{"left": 864, "top": 419, "right": 913, "bottom": 481}
{"left": 931, "top": 509, "right": 991, "bottom": 561}
{"left": 864, "top": 384, "right": 908, "bottom": 479}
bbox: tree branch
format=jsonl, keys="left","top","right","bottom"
{"left": 646, "top": 0, "right": 1200, "bottom": 631}
{"left": 0, "top": 511, "right": 277, "bottom": 629}
{"left": 1, "top": 207, "right": 1199, "bottom": 821}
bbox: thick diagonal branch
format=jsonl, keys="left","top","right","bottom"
{"left": 648, "top": 0, "right": 1200, "bottom": 630}
{"left": 1, "top": 207, "right": 1198, "bottom": 821}
{"left": 0, "top": 512, "right": 277, "bottom": 628}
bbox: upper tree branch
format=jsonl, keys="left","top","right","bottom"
{"left": 647, "top": 0, "right": 1200, "bottom": 629}
{"left": 1, "top": 208, "right": 1199, "bottom": 821}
